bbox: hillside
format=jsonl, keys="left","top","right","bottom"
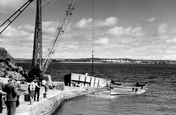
{"left": 0, "top": 47, "right": 15, "bottom": 63}
{"left": 0, "top": 47, "right": 23, "bottom": 80}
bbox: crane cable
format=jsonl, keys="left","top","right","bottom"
{"left": 91, "top": 0, "right": 94, "bottom": 76}
{"left": 42, "top": 0, "right": 54, "bottom": 8}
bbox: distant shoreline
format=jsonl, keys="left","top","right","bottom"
{"left": 15, "top": 59, "right": 176, "bottom": 65}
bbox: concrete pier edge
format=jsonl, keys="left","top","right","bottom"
{"left": 16, "top": 87, "right": 106, "bottom": 115}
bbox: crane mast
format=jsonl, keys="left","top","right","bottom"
{"left": 30, "top": 0, "right": 43, "bottom": 80}
{"left": 42, "top": 0, "right": 75, "bottom": 73}
{"left": 0, "top": 0, "right": 34, "bottom": 34}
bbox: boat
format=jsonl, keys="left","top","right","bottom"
{"left": 110, "top": 82, "right": 147, "bottom": 95}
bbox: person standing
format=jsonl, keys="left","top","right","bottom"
{"left": 34, "top": 80, "right": 40, "bottom": 101}
{"left": 4, "top": 78, "right": 18, "bottom": 115}
{"left": 42, "top": 79, "right": 47, "bottom": 92}
{"left": 0, "top": 80, "right": 5, "bottom": 113}
{"left": 29, "top": 80, "right": 36, "bottom": 105}
{"left": 42, "top": 79, "right": 47, "bottom": 98}
{"left": 14, "top": 79, "right": 21, "bottom": 107}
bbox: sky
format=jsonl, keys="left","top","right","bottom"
{"left": 1, "top": 0, "right": 176, "bottom": 60}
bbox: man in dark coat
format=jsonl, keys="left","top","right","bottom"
{"left": 4, "top": 78, "right": 18, "bottom": 115}
{"left": 0, "top": 80, "right": 5, "bottom": 113}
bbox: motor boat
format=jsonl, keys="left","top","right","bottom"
{"left": 110, "top": 82, "right": 147, "bottom": 95}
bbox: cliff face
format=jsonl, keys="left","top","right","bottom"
{"left": 0, "top": 47, "right": 23, "bottom": 80}
{"left": 0, "top": 47, "right": 15, "bottom": 63}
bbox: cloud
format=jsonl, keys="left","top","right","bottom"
{"left": 1, "top": 25, "right": 31, "bottom": 38}
{"left": 75, "top": 17, "right": 118, "bottom": 29}
{"left": 96, "top": 16, "right": 118, "bottom": 27}
{"left": 147, "top": 17, "right": 156, "bottom": 22}
{"left": 159, "top": 35, "right": 169, "bottom": 39}
{"left": 63, "top": 45, "right": 78, "bottom": 50}
{"left": 1, "top": 12, "right": 175, "bottom": 60}
{"left": 107, "top": 26, "right": 143, "bottom": 37}
{"left": 75, "top": 18, "right": 92, "bottom": 28}
{"left": 107, "top": 27, "right": 124, "bottom": 36}
{"left": 18, "top": 20, "right": 61, "bottom": 39}
{"left": 166, "top": 37, "right": 176, "bottom": 43}
{"left": 0, "top": 0, "right": 28, "bottom": 14}
{"left": 131, "top": 26, "right": 144, "bottom": 37}
{"left": 0, "top": 20, "right": 62, "bottom": 58}
{"left": 158, "top": 23, "right": 167, "bottom": 35}
{"left": 107, "top": 27, "right": 131, "bottom": 36}
{"left": 0, "top": 0, "right": 54, "bottom": 14}
{"left": 42, "top": 21, "right": 58, "bottom": 35}
{"left": 94, "top": 37, "right": 109, "bottom": 45}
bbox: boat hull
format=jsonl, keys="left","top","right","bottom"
{"left": 110, "top": 85, "right": 147, "bottom": 95}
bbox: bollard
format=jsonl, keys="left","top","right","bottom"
{"left": 30, "top": 98, "right": 33, "bottom": 105}
{"left": 24, "top": 94, "right": 30, "bottom": 101}
{"left": 43, "top": 92, "right": 47, "bottom": 98}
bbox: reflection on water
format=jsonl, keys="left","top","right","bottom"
{"left": 88, "top": 91, "right": 119, "bottom": 99}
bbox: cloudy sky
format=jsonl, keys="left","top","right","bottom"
{"left": 1, "top": 0, "right": 176, "bottom": 60}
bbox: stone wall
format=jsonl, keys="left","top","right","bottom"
{"left": 21, "top": 88, "right": 101, "bottom": 115}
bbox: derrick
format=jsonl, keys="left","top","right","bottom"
{"left": 30, "top": 0, "right": 43, "bottom": 81}
{"left": 0, "top": 0, "right": 76, "bottom": 82}
{"left": 42, "top": 0, "right": 75, "bottom": 73}
{"left": 0, "top": 0, "right": 34, "bottom": 34}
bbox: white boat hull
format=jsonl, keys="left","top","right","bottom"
{"left": 110, "top": 85, "right": 147, "bottom": 95}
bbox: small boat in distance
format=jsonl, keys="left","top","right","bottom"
{"left": 110, "top": 81, "right": 147, "bottom": 95}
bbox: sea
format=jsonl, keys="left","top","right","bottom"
{"left": 17, "top": 62, "right": 176, "bottom": 115}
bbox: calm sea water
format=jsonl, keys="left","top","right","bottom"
{"left": 17, "top": 62, "right": 176, "bottom": 115}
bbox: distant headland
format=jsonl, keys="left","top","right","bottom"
{"left": 15, "top": 58, "right": 176, "bottom": 64}
{"left": 1, "top": 47, "right": 176, "bottom": 65}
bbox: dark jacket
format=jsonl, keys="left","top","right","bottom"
{"left": 4, "top": 82, "right": 17, "bottom": 102}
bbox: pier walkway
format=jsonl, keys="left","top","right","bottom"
{"left": 1, "top": 86, "right": 94, "bottom": 115}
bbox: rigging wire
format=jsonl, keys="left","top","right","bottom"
{"left": 91, "top": 0, "right": 94, "bottom": 76}
{"left": 42, "top": 0, "right": 54, "bottom": 8}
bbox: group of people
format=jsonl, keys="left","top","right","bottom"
{"left": 28, "top": 78, "right": 48, "bottom": 105}
{"left": 28, "top": 79, "right": 40, "bottom": 105}
{"left": 0, "top": 77, "right": 21, "bottom": 115}
{"left": 0, "top": 77, "right": 48, "bottom": 115}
